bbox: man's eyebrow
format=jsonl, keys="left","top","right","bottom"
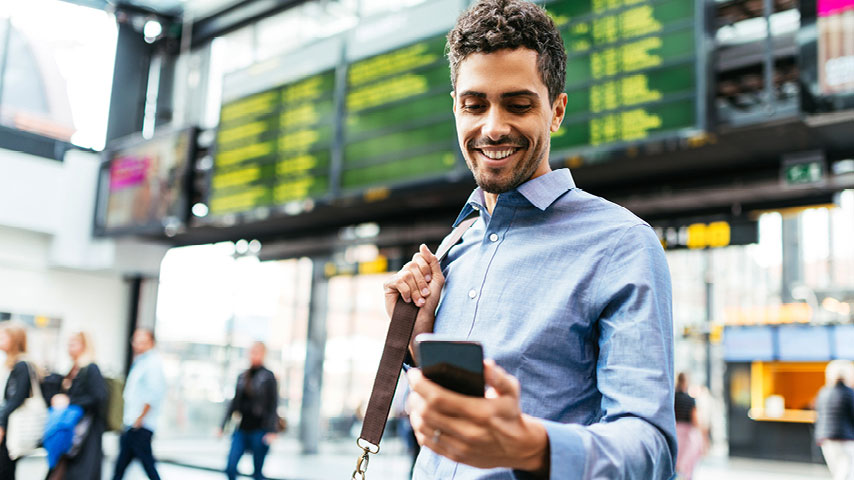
{"left": 501, "top": 90, "right": 539, "bottom": 99}
{"left": 457, "top": 90, "right": 486, "bottom": 98}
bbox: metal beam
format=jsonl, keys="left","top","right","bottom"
{"left": 190, "top": 0, "right": 311, "bottom": 48}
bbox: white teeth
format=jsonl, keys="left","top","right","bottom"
{"left": 481, "top": 149, "right": 515, "bottom": 160}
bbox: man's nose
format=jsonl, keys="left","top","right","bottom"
{"left": 481, "top": 107, "right": 512, "bottom": 141}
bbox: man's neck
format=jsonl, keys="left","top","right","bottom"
{"left": 484, "top": 192, "right": 499, "bottom": 214}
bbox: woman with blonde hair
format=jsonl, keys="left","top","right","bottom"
{"left": 0, "top": 323, "right": 35, "bottom": 479}
{"left": 45, "top": 332, "right": 108, "bottom": 480}
{"left": 816, "top": 360, "right": 854, "bottom": 480}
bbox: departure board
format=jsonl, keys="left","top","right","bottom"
{"left": 210, "top": 70, "right": 336, "bottom": 216}
{"left": 342, "top": 34, "right": 458, "bottom": 192}
{"left": 545, "top": 0, "right": 704, "bottom": 153}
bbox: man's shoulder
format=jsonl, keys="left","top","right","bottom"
{"left": 554, "top": 188, "right": 650, "bottom": 230}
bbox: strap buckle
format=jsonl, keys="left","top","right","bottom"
{"left": 351, "top": 439, "right": 380, "bottom": 480}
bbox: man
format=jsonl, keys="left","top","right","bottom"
{"left": 383, "top": 1, "right": 676, "bottom": 478}
{"left": 219, "top": 341, "right": 279, "bottom": 480}
{"left": 112, "top": 328, "right": 167, "bottom": 480}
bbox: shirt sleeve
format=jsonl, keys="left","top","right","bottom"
{"left": 535, "top": 224, "right": 677, "bottom": 480}
{"left": 0, "top": 362, "right": 32, "bottom": 429}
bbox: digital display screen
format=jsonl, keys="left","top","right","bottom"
{"left": 210, "top": 70, "right": 336, "bottom": 216}
{"left": 545, "top": 0, "right": 701, "bottom": 152}
{"left": 343, "top": 34, "right": 458, "bottom": 192}
{"left": 777, "top": 325, "right": 832, "bottom": 361}
{"left": 723, "top": 326, "right": 776, "bottom": 362}
{"left": 817, "top": 0, "right": 854, "bottom": 95}
{"left": 98, "top": 129, "right": 194, "bottom": 234}
{"left": 834, "top": 324, "right": 854, "bottom": 359}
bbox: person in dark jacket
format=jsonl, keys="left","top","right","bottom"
{"left": 0, "top": 323, "right": 33, "bottom": 480}
{"left": 218, "top": 341, "right": 278, "bottom": 480}
{"left": 816, "top": 360, "right": 854, "bottom": 480}
{"left": 45, "top": 332, "right": 108, "bottom": 480}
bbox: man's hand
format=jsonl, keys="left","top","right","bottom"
{"left": 263, "top": 432, "right": 277, "bottom": 446}
{"left": 383, "top": 244, "right": 444, "bottom": 357}
{"left": 407, "top": 360, "right": 550, "bottom": 476}
{"left": 133, "top": 417, "right": 144, "bottom": 429}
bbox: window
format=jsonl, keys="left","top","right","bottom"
{"left": 0, "top": 0, "right": 116, "bottom": 150}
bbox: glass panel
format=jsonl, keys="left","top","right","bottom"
{"left": 155, "top": 244, "right": 311, "bottom": 439}
{"left": 0, "top": 0, "right": 116, "bottom": 149}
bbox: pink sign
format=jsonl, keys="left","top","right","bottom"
{"left": 109, "top": 155, "right": 150, "bottom": 190}
{"left": 819, "top": 0, "right": 854, "bottom": 16}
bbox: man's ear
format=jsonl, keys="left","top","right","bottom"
{"left": 550, "top": 92, "right": 568, "bottom": 132}
{"left": 451, "top": 90, "right": 457, "bottom": 114}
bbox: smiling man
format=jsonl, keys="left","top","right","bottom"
{"left": 383, "top": 1, "right": 676, "bottom": 479}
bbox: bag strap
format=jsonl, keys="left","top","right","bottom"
{"left": 352, "top": 213, "right": 478, "bottom": 480}
{"left": 23, "top": 362, "right": 42, "bottom": 400}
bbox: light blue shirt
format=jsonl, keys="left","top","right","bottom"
{"left": 413, "top": 169, "right": 676, "bottom": 480}
{"left": 123, "top": 350, "right": 167, "bottom": 432}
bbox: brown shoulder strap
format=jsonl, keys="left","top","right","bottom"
{"left": 353, "top": 215, "right": 478, "bottom": 478}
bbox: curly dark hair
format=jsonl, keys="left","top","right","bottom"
{"left": 447, "top": 0, "right": 567, "bottom": 104}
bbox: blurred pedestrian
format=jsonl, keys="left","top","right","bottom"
{"left": 218, "top": 341, "right": 278, "bottom": 480}
{"left": 111, "top": 329, "right": 166, "bottom": 480}
{"left": 0, "top": 324, "right": 34, "bottom": 479}
{"left": 45, "top": 332, "right": 108, "bottom": 479}
{"left": 816, "top": 360, "right": 854, "bottom": 480}
{"left": 675, "top": 372, "right": 704, "bottom": 479}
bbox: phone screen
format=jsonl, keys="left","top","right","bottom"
{"left": 415, "top": 339, "right": 484, "bottom": 397}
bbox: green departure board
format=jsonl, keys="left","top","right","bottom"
{"left": 342, "top": 34, "right": 458, "bottom": 192}
{"left": 545, "top": 0, "right": 703, "bottom": 152}
{"left": 210, "top": 70, "right": 336, "bottom": 216}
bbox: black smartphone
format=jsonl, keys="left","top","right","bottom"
{"left": 414, "top": 334, "right": 485, "bottom": 397}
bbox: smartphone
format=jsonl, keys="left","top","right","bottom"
{"left": 414, "top": 334, "right": 485, "bottom": 397}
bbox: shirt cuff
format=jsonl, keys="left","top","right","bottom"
{"left": 518, "top": 419, "right": 586, "bottom": 480}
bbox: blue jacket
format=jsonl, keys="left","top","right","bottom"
{"left": 43, "top": 405, "right": 83, "bottom": 468}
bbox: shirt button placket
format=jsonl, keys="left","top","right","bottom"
{"left": 468, "top": 289, "right": 478, "bottom": 299}
{"left": 489, "top": 233, "right": 499, "bottom": 242}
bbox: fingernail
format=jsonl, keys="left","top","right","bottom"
{"left": 417, "top": 298, "right": 425, "bottom": 306}
{"left": 425, "top": 274, "right": 432, "bottom": 282}
{"left": 421, "top": 288, "right": 430, "bottom": 296}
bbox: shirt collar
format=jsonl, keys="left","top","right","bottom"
{"left": 452, "top": 169, "right": 576, "bottom": 226}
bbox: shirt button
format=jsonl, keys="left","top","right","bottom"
{"left": 468, "top": 289, "right": 478, "bottom": 299}
{"left": 489, "top": 233, "right": 499, "bottom": 242}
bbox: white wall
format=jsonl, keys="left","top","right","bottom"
{"left": 0, "top": 147, "right": 170, "bottom": 375}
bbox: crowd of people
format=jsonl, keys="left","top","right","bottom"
{"left": 0, "top": 324, "right": 280, "bottom": 480}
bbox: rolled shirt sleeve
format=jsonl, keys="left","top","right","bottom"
{"left": 538, "top": 224, "right": 676, "bottom": 480}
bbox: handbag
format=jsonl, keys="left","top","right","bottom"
{"left": 351, "top": 213, "right": 477, "bottom": 479}
{"left": 6, "top": 362, "right": 49, "bottom": 460}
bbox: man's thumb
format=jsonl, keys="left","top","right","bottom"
{"left": 484, "top": 359, "right": 519, "bottom": 397}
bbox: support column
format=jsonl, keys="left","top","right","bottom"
{"left": 781, "top": 214, "right": 802, "bottom": 303}
{"left": 300, "top": 257, "right": 330, "bottom": 454}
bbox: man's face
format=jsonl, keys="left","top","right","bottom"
{"left": 453, "top": 48, "right": 567, "bottom": 194}
{"left": 249, "top": 343, "right": 265, "bottom": 367}
{"left": 132, "top": 330, "right": 153, "bottom": 355}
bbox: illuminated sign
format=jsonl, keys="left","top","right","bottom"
{"left": 342, "top": 34, "right": 458, "bottom": 193}
{"left": 652, "top": 217, "right": 758, "bottom": 250}
{"left": 210, "top": 70, "right": 336, "bottom": 216}
{"left": 545, "top": 0, "right": 704, "bottom": 155}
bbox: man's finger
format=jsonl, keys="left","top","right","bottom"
{"left": 484, "top": 359, "right": 520, "bottom": 398}
{"left": 408, "top": 368, "right": 493, "bottom": 420}
{"left": 420, "top": 244, "right": 443, "bottom": 280}
{"left": 413, "top": 254, "right": 432, "bottom": 283}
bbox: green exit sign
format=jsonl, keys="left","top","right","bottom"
{"left": 782, "top": 152, "right": 825, "bottom": 187}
